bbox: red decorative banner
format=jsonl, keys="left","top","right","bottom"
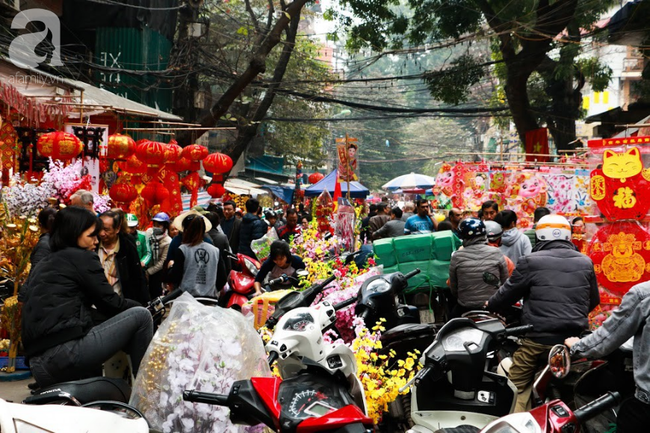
{"left": 589, "top": 147, "right": 650, "bottom": 221}
{"left": 588, "top": 221, "right": 650, "bottom": 297}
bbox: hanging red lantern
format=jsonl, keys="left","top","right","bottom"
{"left": 141, "top": 180, "right": 169, "bottom": 205}
{"left": 308, "top": 172, "right": 324, "bottom": 184}
{"left": 182, "top": 144, "right": 209, "bottom": 162}
{"left": 170, "top": 157, "right": 192, "bottom": 172}
{"left": 37, "top": 131, "right": 83, "bottom": 160}
{"left": 109, "top": 183, "right": 137, "bottom": 203}
{"left": 203, "top": 152, "right": 233, "bottom": 174}
{"left": 164, "top": 142, "right": 183, "bottom": 163}
{"left": 135, "top": 140, "right": 167, "bottom": 165}
{"left": 106, "top": 133, "right": 136, "bottom": 160}
{"left": 207, "top": 183, "right": 226, "bottom": 198}
{"left": 119, "top": 154, "right": 147, "bottom": 174}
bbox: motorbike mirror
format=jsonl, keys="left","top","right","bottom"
{"left": 548, "top": 344, "right": 571, "bottom": 379}
{"left": 343, "top": 250, "right": 361, "bottom": 265}
{"left": 482, "top": 272, "right": 500, "bottom": 287}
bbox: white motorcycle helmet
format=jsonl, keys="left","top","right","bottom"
{"left": 535, "top": 214, "right": 571, "bottom": 241}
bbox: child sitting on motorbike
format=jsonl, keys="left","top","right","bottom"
{"left": 253, "top": 241, "right": 306, "bottom": 296}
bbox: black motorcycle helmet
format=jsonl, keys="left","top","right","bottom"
{"left": 458, "top": 218, "right": 486, "bottom": 240}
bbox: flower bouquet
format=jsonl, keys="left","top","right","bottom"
{"left": 130, "top": 293, "right": 270, "bottom": 432}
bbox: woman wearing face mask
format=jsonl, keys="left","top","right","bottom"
{"left": 145, "top": 212, "right": 172, "bottom": 298}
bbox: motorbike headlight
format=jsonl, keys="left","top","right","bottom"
{"left": 244, "top": 258, "right": 259, "bottom": 276}
{"left": 15, "top": 420, "right": 56, "bottom": 433}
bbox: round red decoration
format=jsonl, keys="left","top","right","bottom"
{"left": 37, "top": 131, "right": 83, "bottom": 160}
{"left": 308, "top": 172, "right": 324, "bottom": 184}
{"left": 141, "top": 180, "right": 169, "bottom": 205}
{"left": 164, "top": 142, "right": 183, "bottom": 163}
{"left": 106, "top": 133, "right": 136, "bottom": 160}
{"left": 109, "top": 183, "right": 137, "bottom": 203}
{"left": 135, "top": 140, "right": 167, "bottom": 165}
{"left": 170, "top": 157, "right": 192, "bottom": 172}
{"left": 588, "top": 221, "right": 650, "bottom": 297}
{"left": 182, "top": 144, "right": 209, "bottom": 162}
{"left": 203, "top": 152, "right": 233, "bottom": 175}
{"left": 119, "top": 154, "right": 147, "bottom": 174}
{"left": 207, "top": 183, "right": 226, "bottom": 198}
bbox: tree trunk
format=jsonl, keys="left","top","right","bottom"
{"left": 220, "top": 10, "right": 302, "bottom": 178}
{"left": 176, "top": 0, "right": 310, "bottom": 147}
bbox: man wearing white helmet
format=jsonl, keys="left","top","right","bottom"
{"left": 486, "top": 214, "right": 600, "bottom": 412}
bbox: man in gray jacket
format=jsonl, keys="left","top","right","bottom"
{"left": 566, "top": 281, "right": 650, "bottom": 433}
{"left": 372, "top": 207, "right": 406, "bottom": 240}
{"left": 449, "top": 218, "right": 509, "bottom": 318}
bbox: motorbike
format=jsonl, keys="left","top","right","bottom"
{"left": 219, "top": 252, "right": 262, "bottom": 309}
{"left": 475, "top": 346, "right": 622, "bottom": 433}
{"left": 531, "top": 342, "right": 635, "bottom": 433}
{"left": 183, "top": 358, "right": 373, "bottom": 433}
{"left": 0, "top": 398, "right": 152, "bottom": 433}
{"left": 24, "top": 288, "right": 185, "bottom": 406}
{"left": 403, "top": 317, "right": 533, "bottom": 433}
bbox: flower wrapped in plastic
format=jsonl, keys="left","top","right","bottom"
{"left": 130, "top": 293, "right": 270, "bottom": 432}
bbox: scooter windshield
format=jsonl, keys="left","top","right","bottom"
{"left": 283, "top": 312, "right": 315, "bottom": 332}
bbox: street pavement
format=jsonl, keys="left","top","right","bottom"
{"left": 0, "top": 374, "right": 33, "bottom": 403}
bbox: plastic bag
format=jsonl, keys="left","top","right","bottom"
{"left": 251, "top": 228, "right": 279, "bottom": 261}
{"left": 130, "top": 293, "right": 270, "bottom": 433}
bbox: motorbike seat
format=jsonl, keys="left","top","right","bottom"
{"left": 24, "top": 377, "right": 130, "bottom": 405}
{"left": 381, "top": 323, "right": 438, "bottom": 343}
{"left": 434, "top": 426, "right": 480, "bottom": 433}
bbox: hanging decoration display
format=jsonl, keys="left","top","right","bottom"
{"left": 336, "top": 135, "right": 358, "bottom": 182}
{"left": 308, "top": 172, "right": 324, "bottom": 184}
{"left": 106, "top": 133, "right": 136, "bottom": 160}
{"left": 141, "top": 180, "right": 170, "bottom": 205}
{"left": 207, "top": 183, "right": 226, "bottom": 198}
{"left": 180, "top": 144, "right": 208, "bottom": 208}
{"left": 161, "top": 140, "right": 184, "bottom": 217}
{"left": 203, "top": 152, "right": 233, "bottom": 201}
{"left": 589, "top": 147, "right": 650, "bottom": 221}
{"left": 0, "top": 120, "right": 19, "bottom": 185}
{"left": 315, "top": 189, "right": 334, "bottom": 235}
{"left": 588, "top": 221, "right": 650, "bottom": 298}
{"left": 36, "top": 131, "right": 83, "bottom": 160}
{"left": 109, "top": 182, "right": 137, "bottom": 210}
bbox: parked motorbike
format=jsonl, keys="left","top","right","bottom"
{"left": 219, "top": 252, "right": 262, "bottom": 309}
{"left": 0, "top": 398, "right": 152, "bottom": 433}
{"left": 402, "top": 317, "right": 533, "bottom": 432}
{"left": 184, "top": 357, "right": 373, "bottom": 433}
{"left": 475, "top": 347, "right": 622, "bottom": 433}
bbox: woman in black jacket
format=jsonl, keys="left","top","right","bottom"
{"left": 21, "top": 207, "right": 153, "bottom": 387}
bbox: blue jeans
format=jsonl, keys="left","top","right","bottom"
{"left": 30, "top": 307, "right": 153, "bottom": 387}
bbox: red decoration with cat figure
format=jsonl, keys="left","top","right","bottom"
{"left": 589, "top": 147, "right": 650, "bottom": 221}
{"left": 588, "top": 221, "right": 650, "bottom": 297}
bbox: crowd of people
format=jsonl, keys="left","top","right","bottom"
{"left": 14, "top": 189, "right": 650, "bottom": 432}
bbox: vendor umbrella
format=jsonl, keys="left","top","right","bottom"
{"left": 382, "top": 173, "right": 436, "bottom": 191}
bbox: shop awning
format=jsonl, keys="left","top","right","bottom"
{"left": 224, "top": 178, "right": 269, "bottom": 197}
{"left": 0, "top": 59, "right": 181, "bottom": 123}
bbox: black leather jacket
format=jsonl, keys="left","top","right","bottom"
{"left": 21, "top": 247, "right": 139, "bottom": 357}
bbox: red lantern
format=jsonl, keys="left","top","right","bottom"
{"left": 37, "top": 131, "right": 83, "bottom": 160}
{"left": 135, "top": 140, "right": 167, "bottom": 165}
{"left": 182, "top": 144, "right": 209, "bottom": 162}
{"left": 106, "top": 133, "right": 136, "bottom": 160}
{"left": 308, "top": 172, "right": 324, "bottom": 184}
{"left": 141, "top": 180, "right": 169, "bottom": 205}
{"left": 207, "top": 183, "right": 226, "bottom": 198}
{"left": 164, "top": 142, "right": 183, "bottom": 163}
{"left": 203, "top": 152, "right": 233, "bottom": 174}
{"left": 170, "top": 157, "right": 192, "bottom": 172}
{"left": 109, "top": 183, "right": 137, "bottom": 203}
{"left": 119, "top": 154, "right": 147, "bottom": 174}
